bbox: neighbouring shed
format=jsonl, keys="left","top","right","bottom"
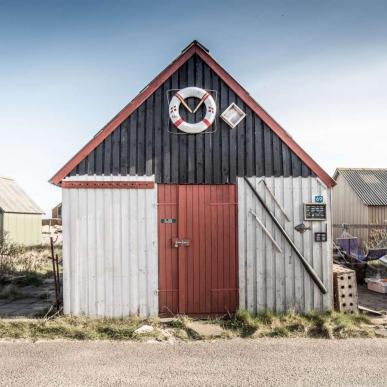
{"left": 50, "top": 41, "right": 335, "bottom": 317}
{"left": 0, "top": 177, "right": 44, "bottom": 246}
{"left": 333, "top": 168, "right": 387, "bottom": 247}
{"left": 52, "top": 203, "right": 62, "bottom": 219}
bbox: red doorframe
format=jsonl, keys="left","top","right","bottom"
{"left": 158, "top": 184, "right": 238, "bottom": 316}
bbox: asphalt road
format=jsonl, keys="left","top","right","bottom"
{"left": 0, "top": 339, "right": 386, "bottom": 386}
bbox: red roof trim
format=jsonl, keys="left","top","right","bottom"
{"left": 50, "top": 42, "right": 335, "bottom": 187}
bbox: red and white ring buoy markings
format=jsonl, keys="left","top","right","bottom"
{"left": 169, "top": 87, "right": 216, "bottom": 134}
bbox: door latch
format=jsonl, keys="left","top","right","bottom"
{"left": 173, "top": 238, "right": 190, "bottom": 248}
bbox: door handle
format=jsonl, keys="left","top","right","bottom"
{"left": 173, "top": 238, "right": 190, "bottom": 248}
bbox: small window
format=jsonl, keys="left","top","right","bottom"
{"left": 220, "top": 103, "right": 246, "bottom": 128}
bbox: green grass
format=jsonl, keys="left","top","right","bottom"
{"left": 0, "top": 316, "right": 149, "bottom": 341}
{"left": 0, "top": 310, "right": 379, "bottom": 341}
{"left": 222, "top": 309, "right": 376, "bottom": 339}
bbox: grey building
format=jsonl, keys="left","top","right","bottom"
{"left": 333, "top": 168, "right": 387, "bottom": 246}
{"left": 0, "top": 177, "right": 44, "bottom": 246}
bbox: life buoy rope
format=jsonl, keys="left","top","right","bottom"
{"left": 169, "top": 87, "right": 216, "bottom": 134}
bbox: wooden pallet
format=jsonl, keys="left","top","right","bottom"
{"left": 333, "top": 264, "right": 359, "bottom": 314}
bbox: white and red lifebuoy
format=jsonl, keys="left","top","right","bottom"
{"left": 169, "top": 87, "right": 216, "bottom": 134}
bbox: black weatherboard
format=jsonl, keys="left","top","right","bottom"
{"left": 69, "top": 55, "right": 315, "bottom": 183}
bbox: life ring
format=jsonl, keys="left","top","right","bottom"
{"left": 169, "top": 87, "right": 216, "bottom": 134}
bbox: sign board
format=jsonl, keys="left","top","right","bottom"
{"left": 313, "top": 195, "right": 324, "bottom": 203}
{"left": 304, "top": 203, "right": 327, "bottom": 221}
{"left": 160, "top": 218, "right": 176, "bottom": 224}
{"left": 314, "top": 232, "right": 327, "bottom": 242}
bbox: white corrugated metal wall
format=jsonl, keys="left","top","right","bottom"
{"left": 62, "top": 175, "right": 158, "bottom": 317}
{"left": 238, "top": 177, "right": 332, "bottom": 313}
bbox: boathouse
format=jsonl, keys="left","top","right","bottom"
{"left": 50, "top": 41, "right": 334, "bottom": 317}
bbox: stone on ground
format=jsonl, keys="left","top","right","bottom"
{"left": 186, "top": 321, "right": 225, "bottom": 338}
{"left": 134, "top": 325, "right": 154, "bottom": 335}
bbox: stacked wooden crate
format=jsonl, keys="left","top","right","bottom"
{"left": 333, "top": 264, "right": 358, "bottom": 314}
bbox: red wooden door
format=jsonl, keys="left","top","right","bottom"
{"left": 158, "top": 185, "right": 238, "bottom": 316}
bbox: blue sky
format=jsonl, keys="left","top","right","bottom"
{"left": 1, "top": 0, "right": 386, "bottom": 216}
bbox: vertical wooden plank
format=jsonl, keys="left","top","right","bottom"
{"left": 272, "top": 133, "right": 282, "bottom": 177}
{"left": 282, "top": 143, "right": 292, "bottom": 177}
{"left": 178, "top": 64, "right": 188, "bottom": 183}
{"left": 120, "top": 119, "right": 129, "bottom": 175}
{"left": 245, "top": 179, "right": 255, "bottom": 312}
{"left": 187, "top": 57, "right": 196, "bottom": 183}
{"left": 158, "top": 185, "right": 166, "bottom": 313}
{"left": 192, "top": 186, "right": 200, "bottom": 313}
{"left": 301, "top": 177, "right": 313, "bottom": 312}
{"left": 311, "top": 177, "right": 323, "bottom": 310}
{"left": 154, "top": 87, "right": 163, "bottom": 182}
{"left": 103, "top": 137, "right": 112, "bottom": 175}
{"left": 228, "top": 89, "right": 237, "bottom": 183}
{"left": 255, "top": 118, "right": 264, "bottom": 177}
{"left": 237, "top": 178, "right": 247, "bottom": 310}
{"left": 264, "top": 177, "right": 275, "bottom": 311}
{"left": 245, "top": 108, "right": 254, "bottom": 177}
{"left": 236, "top": 95, "right": 245, "bottom": 177}
{"left": 169, "top": 75, "right": 178, "bottom": 183}
{"left": 137, "top": 185, "right": 147, "bottom": 316}
{"left": 95, "top": 188, "right": 105, "bottom": 316}
{"left": 204, "top": 185, "right": 213, "bottom": 312}
{"left": 112, "top": 186, "right": 122, "bottom": 316}
{"left": 145, "top": 94, "right": 154, "bottom": 175}
{"left": 120, "top": 188, "right": 130, "bottom": 316}
{"left": 293, "top": 177, "right": 304, "bottom": 311}
{"left": 87, "top": 153, "right": 95, "bottom": 176}
{"left": 283, "top": 177, "right": 295, "bottom": 310}
{"left": 220, "top": 81, "right": 229, "bottom": 183}
{"left": 198, "top": 185, "right": 206, "bottom": 311}
{"left": 62, "top": 189, "right": 71, "bottom": 314}
{"left": 263, "top": 125, "right": 273, "bottom": 177}
{"left": 137, "top": 103, "right": 146, "bottom": 176}
{"left": 103, "top": 186, "right": 113, "bottom": 316}
{"left": 217, "top": 186, "right": 225, "bottom": 311}
{"left": 112, "top": 126, "right": 120, "bottom": 175}
{"left": 95, "top": 143, "right": 104, "bottom": 175}
{"left": 212, "top": 74, "right": 221, "bottom": 184}
{"left": 128, "top": 187, "right": 138, "bottom": 315}
{"left": 255, "top": 177, "right": 266, "bottom": 311}
{"left": 203, "top": 63, "right": 213, "bottom": 184}
{"left": 128, "top": 112, "right": 137, "bottom": 176}
{"left": 195, "top": 57, "right": 204, "bottom": 183}
{"left": 291, "top": 153, "right": 302, "bottom": 177}
{"left": 178, "top": 185, "right": 187, "bottom": 313}
{"left": 274, "top": 177, "right": 285, "bottom": 312}
{"left": 87, "top": 188, "right": 97, "bottom": 315}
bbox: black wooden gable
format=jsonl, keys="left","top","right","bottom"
{"left": 69, "top": 54, "right": 314, "bottom": 183}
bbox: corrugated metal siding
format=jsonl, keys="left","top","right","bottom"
{"left": 332, "top": 174, "right": 369, "bottom": 243}
{"left": 368, "top": 206, "right": 387, "bottom": 225}
{"left": 3, "top": 213, "right": 42, "bottom": 246}
{"left": 62, "top": 175, "right": 158, "bottom": 317}
{"left": 69, "top": 54, "right": 314, "bottom": 183}
{"left": 238, "top": 176, "right": 332, "bottom": 313}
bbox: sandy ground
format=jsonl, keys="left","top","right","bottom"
{"left": 0, "top": 338, "right": 385, "bottom": 386}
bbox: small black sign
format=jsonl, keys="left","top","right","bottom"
{"left": 160, "top": 218, "right": 176, "bottom": 224}
{"left": 314, "top": 232, "right": 327, "bottom": 242}
{"left": 304, "top": 203, "right": 327, "bottom": 221}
